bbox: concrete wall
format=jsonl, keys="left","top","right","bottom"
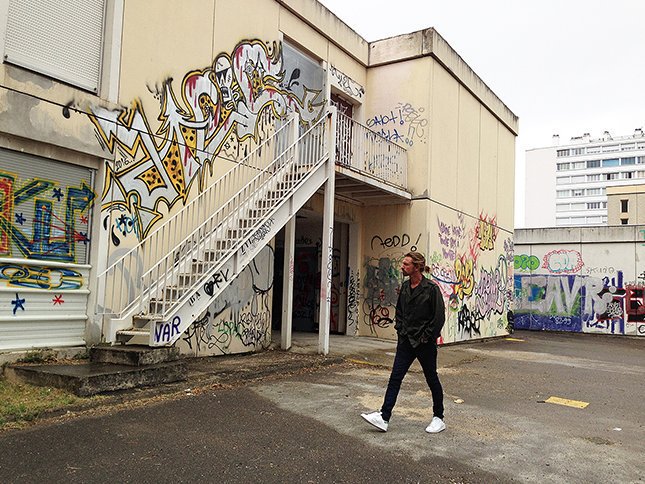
{"left": 359, "top": 29, "right": 517, "bottom": 343}
{"left": 514, "top": 227, "right": 645, "bottom": 336}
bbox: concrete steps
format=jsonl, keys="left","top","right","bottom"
{"left": 5, "top": 346, "right": 186, "bottom": 397}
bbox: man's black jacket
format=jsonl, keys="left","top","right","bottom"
{"left": 395, "top": 276, "right": 445, "bottom": 347}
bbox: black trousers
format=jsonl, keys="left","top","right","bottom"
{"left": 380, "top": 336, "right": 444, "bottom": 422}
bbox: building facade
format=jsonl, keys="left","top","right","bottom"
{"left": 0, "top": 0, "right": 517, "bottom": 357}
{"left": 525, "top": 129, "right": 645, "bottom": 228}
{"left": 515, "top": 226, "right": 645, "bottom": 337}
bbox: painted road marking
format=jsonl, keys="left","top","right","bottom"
{"left": 347, "top": 358, "right": 382, "bottom": 367}
{"left": 545, "top": 396, "right": 589, "bottom": 409}
{"left": 505, "top": 337, "right": 525, "bottom": 342}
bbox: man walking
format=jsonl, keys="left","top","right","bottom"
{"left": 361, "top": 251, "right": 446, "bottom": 433}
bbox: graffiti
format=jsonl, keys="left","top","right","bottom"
{"left": 437, "top": 216, "right": 465, "bottom": 262}
{"left": 370, "top": 233, "right": 421, "bottom": 252}
{"left": 542, "top": 249, "right": 584, "bottom": 274}
{"left": 347, "top": 268, "right": 359, "bottom": 336}
{"left": 0, "top": 263, "right": 84, "bottom": 290}
{"left": 584, "top": 266, "right": 615, "bottom": 275}
{"left": 240, "top": 218, "right": 275, "bottom": 255}
{"left": 203, "top": 268, "right": 232, "bottom": 297}
{"left": 515, "top": 254, "right": 539, "bottom": 272}
{"left": 52, "top": 294, "right": 64, "bottom": 305}
{"left": 182, "top": 246, "right": 274, "bottom": 353}
{"left": 11, "top": 293, "right": 25, "bottom": 315}
{"left": 454, "top": 256, "right": 475, "bottom": 301}
{"left": 514, "top": 270, "right": 645, "bottom": 335}
{"left": 474, "top": 256, "right": 507, "bottom": 320}
{"left": 329, "top": 65, "right": 364, "bottom": 100}
{"left": 0, "top": 172, "right": 94, "bottom": 261}
{"left": 475, "top": 213, "right": 498, "bottom": 251}
{"left": 154, "top": 316, "right": 182, "bottom": 344}
{"left": 366, "top": 102, "right": 429, "bottom": 147}
{"left": 457, "top": 304, "right": 481, "bottom": 337}
{"left": 89, "top": 39, "right": 325, "bottom": 240}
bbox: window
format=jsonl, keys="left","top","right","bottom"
{"left": 556, "top": 177, "right": 569, "bottom": 185}
{"left": 570, "top": 203, "right": 585, "bottom": 211}
{"left": 556, "top": 217, "right": 570, "bottom": 226}
{"left": 587, "top": 146, "right": 601, "bottom": 154}
{"left": 587, "top": 174, "right": 601, "bottom": 182}
{"left": 556, "top": 204, "right": 569, "bottom": 212}
{"left": 571, "top": 161, "right": 585, "bottom": 170}
{"left": 587, "top": 202, "right": 601, "bottom": 209}
{"left": 605, "top": 173, "right": 618, "bottom": 180}
{"left": 621, "top": 218, "right": 629, "bottom": 225}
{"left": 621, "top": 143, "right": 635, "bottom": 151}
{"left": 570, "top": 175, "right": 585, "bottom": 183}
{"left": 603, "top": 144, "right": 619, "bottom": 153}
{"left": 571, "top": 147, "right": 585, "bottom": 155}
{"left": 637, "top": 156, "right": 645, "bottom": 164}
{"left": 556, "top": 190, "right": 571, "bottom": 198}
{"left": 602, "top": 158, "right": 620, "bottom": 167}
{"left": 587, "top": 216, "right": 602, "bottom": 224}
{"left": 572, "top": 189, "right": 584, "bottom": 197}
{"left": 621, "top": 199, "right": 629, "bottom": 212}
{"left": 621, "top": 157, "right": 636, "bottom": 165}
{"left": 587, "top": 160, "right": 601, "bottom": 168}
{"left": 557, "top": 149, "right": 570, "bottom": 157}
{"left": 621, "top": 172, "right": 634, "bottom": 179}
{"left": 637, "top": 171, "right": 645, "bottom": 179}
{"left": 602, "top": 202, "right": 607, "bottom": 208}
{"left": 4, "top": 0, "right": 106, "bottom": 92}
{"left": 556, "top": 162, "right": 570, "bottom": 171}
{"left": 586, "top": 188, "right": 602, "bottom": 196}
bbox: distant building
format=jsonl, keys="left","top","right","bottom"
{"left": 525, "top": 129, "right": 645, "bottom": 228}
{"left": 606, "top": 184, "right": 645, "bottom": 225}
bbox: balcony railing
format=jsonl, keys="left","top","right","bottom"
{"left": 335, "top": 111, "right": 408, "bottom": 189}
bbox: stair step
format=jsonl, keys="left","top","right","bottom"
{"left": 90, "top": 345, "right": 179, "bottom": 366}
{"left": 5, "top": 360, "right": 186, "bottom": 396}
{"left": 165, "top": 286, "right": 183, "bottom": 300}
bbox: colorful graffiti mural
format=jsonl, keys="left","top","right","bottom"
{"left": 515, "top": 270, "right": 645, "bottom": 336}
{"left": 362, "top": 213, "right": 513, "bottom": 343}
{"left": 0, "top": 172, "right": 94, "bottom": 262}
{"left": 89, "top": 39, "right": 325, "bottom": 241}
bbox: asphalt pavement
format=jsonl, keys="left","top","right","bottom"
{"left": 0, "top": 330, "right": 642, "bottom": 483}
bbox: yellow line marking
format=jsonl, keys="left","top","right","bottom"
{"left": 505, "top": 337, "right": 525, "bottom": 342}
{"left": 545, "top": 396, "right": 589, "bottom": 409}
{"left": 346, "top": 358, "right": 382, "bottom": 367}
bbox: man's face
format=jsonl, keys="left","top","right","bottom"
{"left": 401, "top": 256, "right": 418, "bottom": 277}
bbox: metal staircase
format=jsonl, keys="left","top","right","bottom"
{"left": 96, "top": 111, "right": 333, "bottom": 347}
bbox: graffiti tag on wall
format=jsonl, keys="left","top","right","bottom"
{"left": 88, "top": 39, "right": 325, "bottom": 240}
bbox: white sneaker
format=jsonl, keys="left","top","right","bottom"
{"left": 425, "top": 416, "right": 446, "bottom": 433}
{"left": 361, "top": 411, "right": 388, "bottom": 432}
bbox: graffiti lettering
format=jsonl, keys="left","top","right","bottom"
{"left": 0, "top": 263, "right": 83, "bottom": 290}
{"left": 0, "top": 172, "right": 95, "bottom": 261}
{"left": 514, "top": 254, "right": 540, "bottom": 272}
{"left": 542, "top": 249, "right": 584, "bottom": 274}
{"left": 329, "top": 65, "right": 364, "bottom": 100}
{"left": 154, "top": 316, "right": 182, "bottom": 344}
{"left": 203, "top": 269, "right": 231, "bottom": 297}
{"left": 371, "top": 233, "right": 421, "bottom": 252}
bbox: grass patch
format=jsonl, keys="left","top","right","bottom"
{"left": 0, "top": 378, "right": 97, "bottom": 428}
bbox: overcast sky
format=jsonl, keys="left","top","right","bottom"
{"left": 319, "top": 0, "right": 645, "bottom": 226}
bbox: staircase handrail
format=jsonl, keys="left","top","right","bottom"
{"left": 96, "top": 115, "right": 297, "bottom": 318}
{"left": 139, "top": 113, "right": 329, "bottom": 319}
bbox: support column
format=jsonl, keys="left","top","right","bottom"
{"left": 281, "top": 215, "right": 295, "bottom": 350}
{"left": 318, "top": 108, "right": 337, "bottom": 355}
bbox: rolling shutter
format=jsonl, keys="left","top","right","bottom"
{"left": 4, "top": 0, "right": 105, "bottom": 92}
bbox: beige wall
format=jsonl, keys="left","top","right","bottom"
{"left": 607, "top": 185, "right": 645, "bottom": 225}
